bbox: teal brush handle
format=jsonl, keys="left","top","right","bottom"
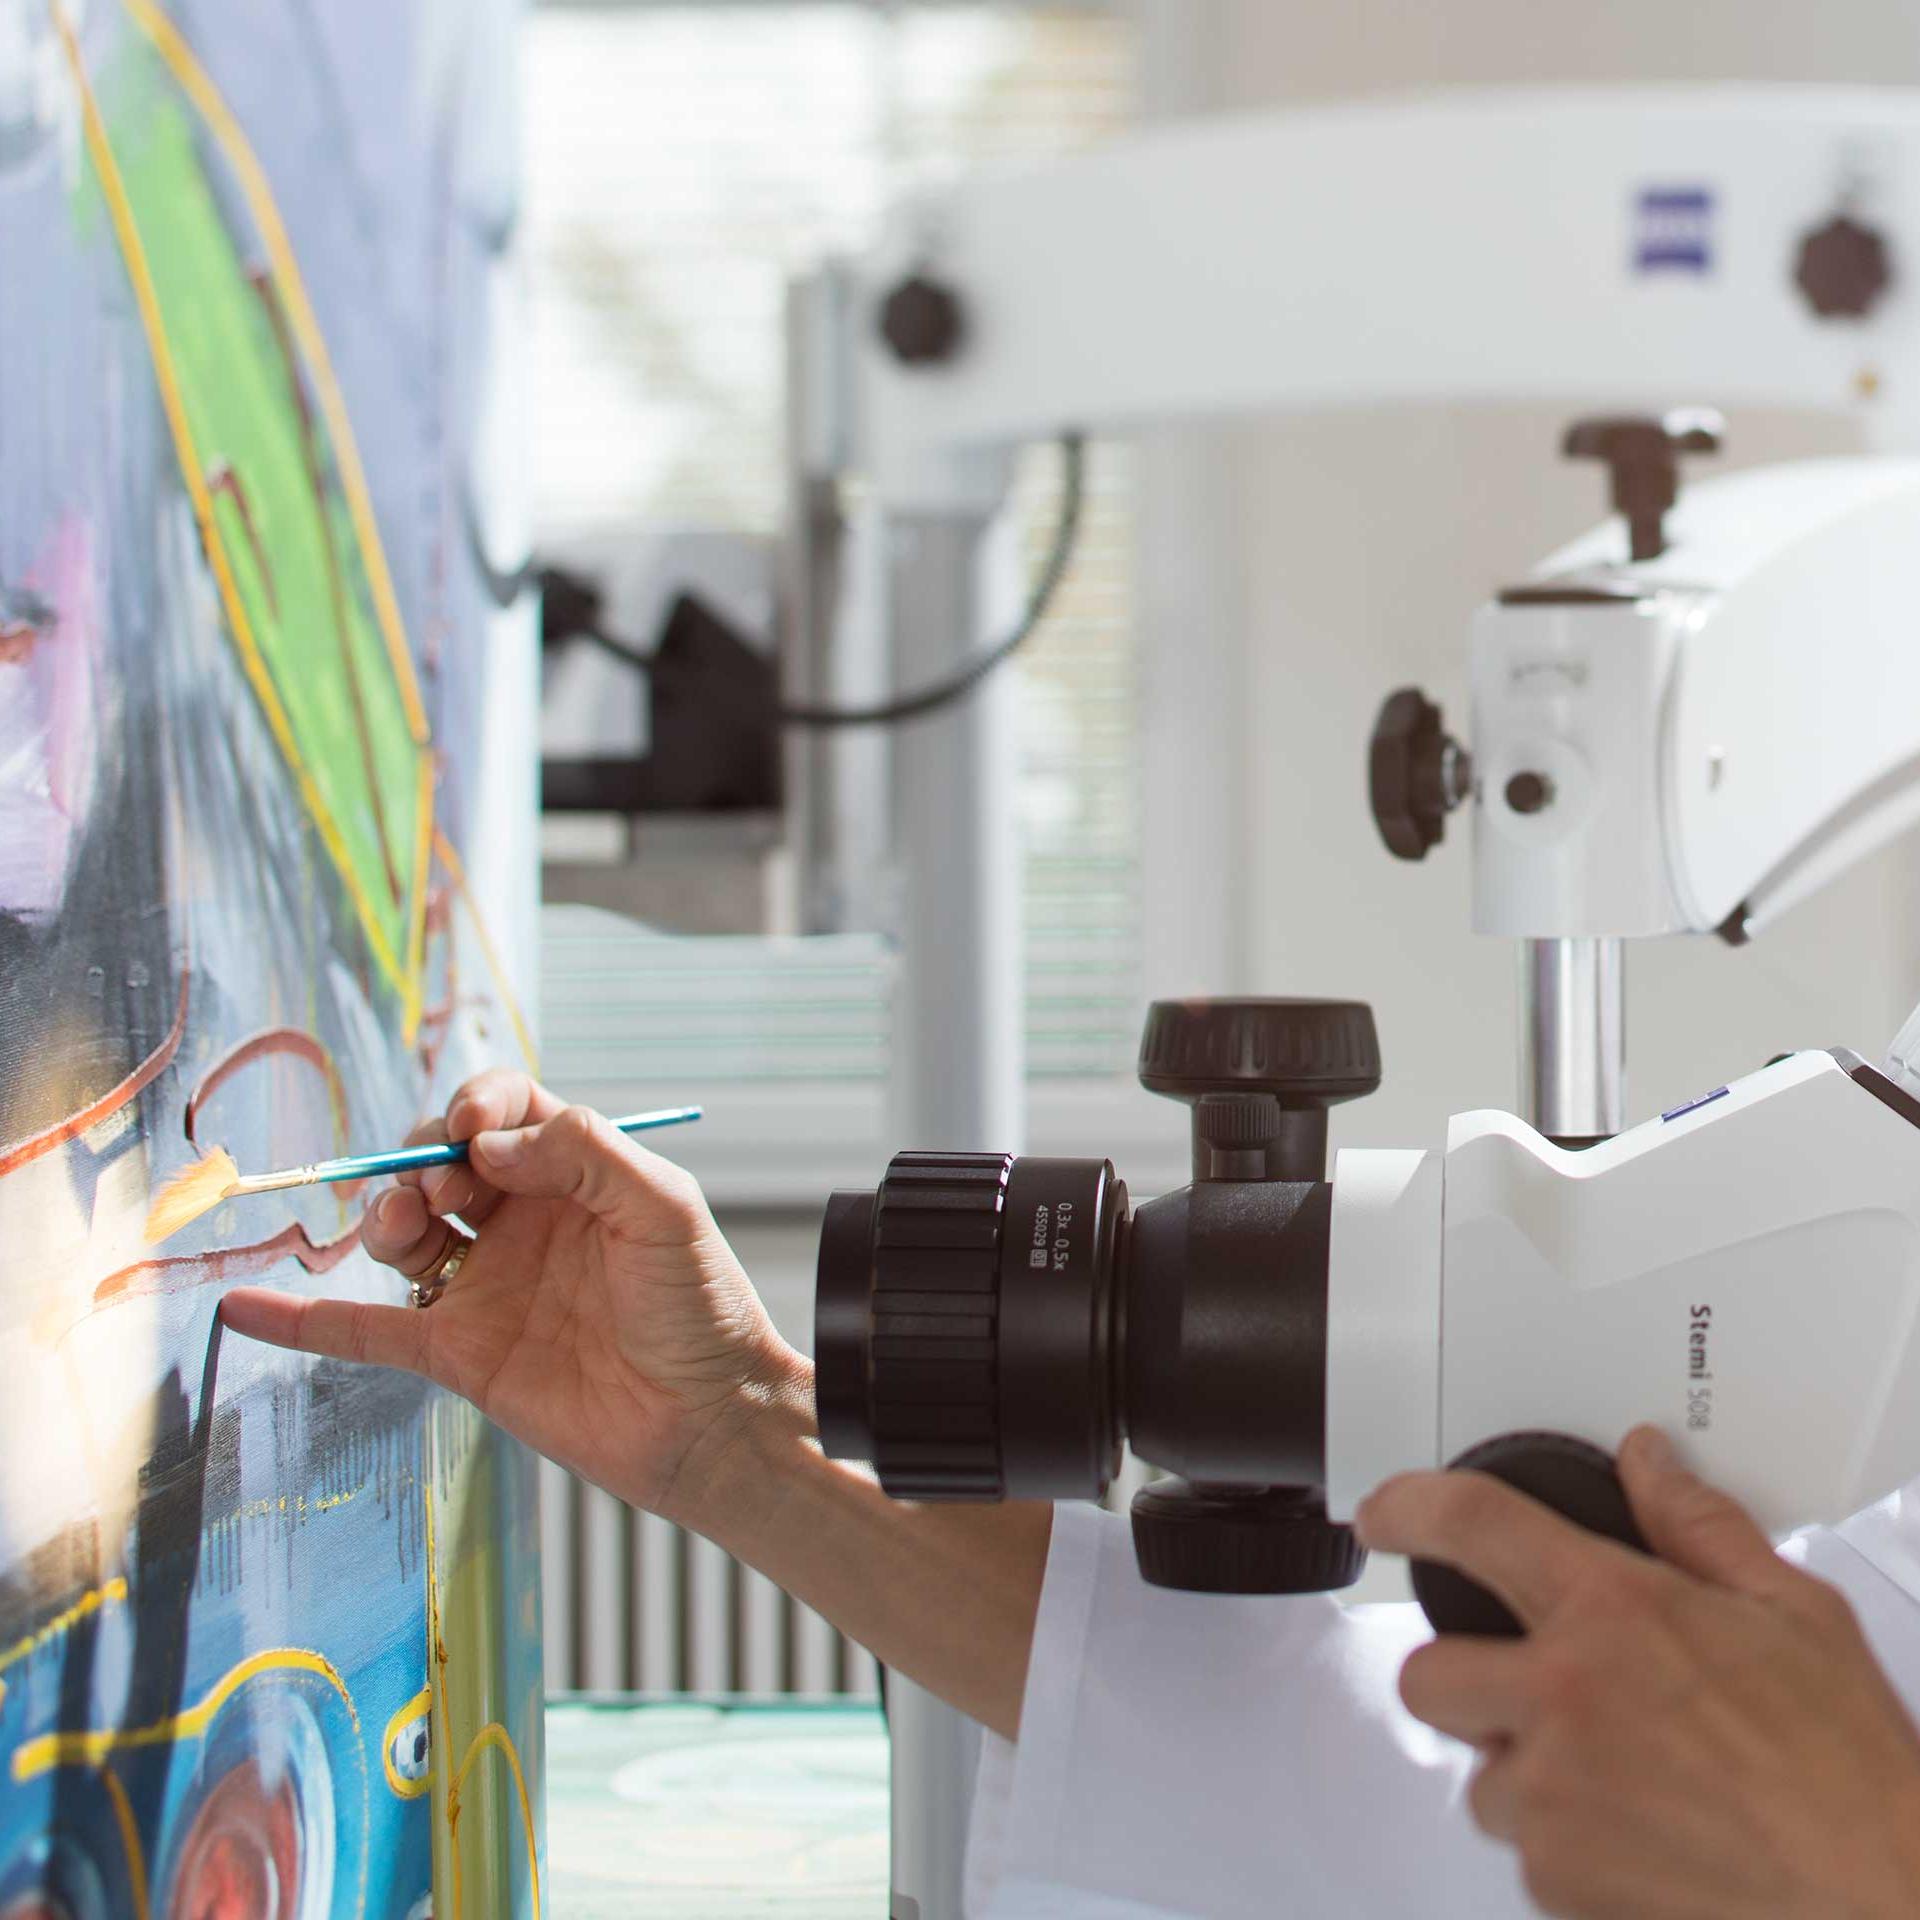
{"left": 304, "top": 1105, "right": 703, "bottom": 1185}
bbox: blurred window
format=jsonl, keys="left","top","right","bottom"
{"left": 526, "top": 1, "right": 1141, "bottom": 1078}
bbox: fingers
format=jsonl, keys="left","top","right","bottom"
{"left": 1399, "top": 1637, "right": 1536, "bottom": 1745}
{"left": 362, "top": 1185, "right": 462, "bottom": 1281}
{"left": 446, "top": 1068, "right": 565, "bottom": 1142}
{"left": 220, "top": 1286, "right": 430, "bottom": 1376}
{"left": 1357, "top": 1470, "right": 1616, "bottom": 1632}
{"left": 399, "top": 1072, "right": 563, "bottom": 1228}
{"left": 1466, "top": 1749, "right": 1522, "bottom": 1843}
{"left": 1618, "top": 1426, "right": 1796, "bottom": 1600}
{"left": 468, "top": 1105, "right": 703, "bottom": 1242}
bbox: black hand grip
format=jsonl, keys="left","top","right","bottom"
{"left": 1410, "top": 1431, "right": 1649, "bottom": 1638}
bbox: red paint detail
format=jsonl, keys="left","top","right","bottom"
{"left": 0, "top": 969, "right": 190, "bottom": 1177}
{"left": 183, "top": 1027, "right": 350, "bottom": 1155}
{"left": 93, "top": 1219, "right": 362, "bottom": 1309}
{"left": 204, "top": 462, "right": 281, "bottom": 620}
{"left": 167, "top": 1756, "right": 303, "bottom": 1920}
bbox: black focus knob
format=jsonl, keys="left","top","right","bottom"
{"left": 1564, "top": 408, "right": 1724, "bottom": 563}
{"left": 1410, "top": 1432, "right": 1651, "bottom": 1638}
{"left": 1139, "top": 999, "right": 1381, "bottom": 1181}
{"left": 1370, "top": 688, "right": 1471, "bottom": 862}
{"left": 1132, "top": 1480, "right": 1367, "bottom": 1594}
{"left": 1795, "top": 215, "right": 1893, "bottom": 320}
{"left": 878, "top": 274, "right": 967, "bottom": 366}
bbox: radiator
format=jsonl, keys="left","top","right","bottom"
{"left": 539, "top": 1459, "right": 878, "bottom": 1698}
{"left": 541, "top": 1451, "right": 1161, "bottom": 1698}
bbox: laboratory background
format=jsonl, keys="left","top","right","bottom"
{"left": 9, "top": 0, "right": 1920, "bottom": 1915}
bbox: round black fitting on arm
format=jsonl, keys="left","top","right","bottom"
{"left": 1370, "top": 688, "right": 1471, "bottom": 862}
{"left": 1563, "top": 408, "right": 1723, "bottom": 563}
{"left": 1795, "top": 215, "right": 1893, "bottom": 319}
{"left": 878, "top": 273, "right": 967, "bottom": 366}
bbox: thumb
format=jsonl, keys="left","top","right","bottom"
{"left": 468, "top": 1104, "right": 704, "bottom": 1240}
{"left": 1619, "top": 1425, "right": 1793, "bottom": 1598}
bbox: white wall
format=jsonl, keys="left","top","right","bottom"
{"left": 1133, "top": 0, "right": 1920, "bottom": 1153}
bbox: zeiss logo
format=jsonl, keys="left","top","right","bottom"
{"left": 1634, "top": 185, "right": 1715, "bottom": 274}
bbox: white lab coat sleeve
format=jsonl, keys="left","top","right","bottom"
{"left": 966, "top": 1489, "right": 1920, "bottom": 1920}
{"left": 964, "top": 1501, "right": 1529, "bottom": 1919}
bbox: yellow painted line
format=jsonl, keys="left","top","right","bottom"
{"left": 0, "top": 1576, "right": 127, "bottom": 1680}
{"left": 121, "top": 0, "right": 430, "bottom": 748}
{"left": 13, "top": 1645, "right": 356, "bottom": 1779}
{"left": 454, "top": 1722, "right": 543, "bottom": 1920}
{"left": 124, "top": 0, "right": 439, "bottom": 1038}
{"left": 384, "top": 1684, "right": 436, "bottom": 1800}
{"left": 51, "top": 5, "right": 413, "bottom": 1006}
{"left": 434, "top": 827, "right": 539, "bottom": 1072}
{"left": 97, "top": 1763, "right": 153, "bottom": 1920}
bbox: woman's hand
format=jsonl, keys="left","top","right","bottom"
{"left": 1359, "top": 1428, "right": 1920, "bottom": 1920}
{"left": 220, "top": 1070, "right": 805, "bottom": 1531}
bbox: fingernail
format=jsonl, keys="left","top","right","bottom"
{"left": 478, "top": 1128, "right": 526, "bottom": 1166}
{"left": 1351, "top": 1497, "right": 1376, "bottom": 1547}
{"left": 1628, "top": 1425, "right": 1677, "bottom": 1470}
{"left": 372, "top": 1189, "right": 402, "bottom": 1227}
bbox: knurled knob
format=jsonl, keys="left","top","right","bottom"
{"left": 868, "top": 1151, "right": 1010, "bottom": 1498}
{"left": 1131, "top": 1481, "right": 1367, "bottom": 1594}
{"left": 1138, "top": 1000, "right": 1382, "bottom": 1107}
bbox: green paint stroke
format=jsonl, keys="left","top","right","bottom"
{"left": 101, "top": 41, "right": 418, "bottom": 969}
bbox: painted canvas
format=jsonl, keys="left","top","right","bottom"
{"left": 0, "top": 1, "right": 545, "bottom": 1914}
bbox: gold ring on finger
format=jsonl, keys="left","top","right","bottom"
{"left": 409, "top": 1232, "right": 472, "bottom": 1310}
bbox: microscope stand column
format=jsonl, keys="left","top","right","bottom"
{"left": 882, "top": 504, "right": 1027, "bottom": 1920}
{"left": 1520, "top": 936, "right": 1626, "bottom": 1143}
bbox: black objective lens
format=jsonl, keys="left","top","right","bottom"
{"left": 814, "top": 1152, "right": 1127, "bottom": 1501}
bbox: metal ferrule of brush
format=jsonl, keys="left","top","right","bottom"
{"left": 232, "top": 1163, "right": 337, "bottom": 1196}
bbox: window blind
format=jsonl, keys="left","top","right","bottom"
{"left": 526, "top": 2, "right": 1141, "bottom": 1079}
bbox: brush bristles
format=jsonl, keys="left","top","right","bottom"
{"left": 143, "top": 1147, "right": 241, "bottom": 1245}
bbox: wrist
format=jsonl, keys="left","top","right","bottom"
{"left": 656, "top": 1341, "right": 819, "bottom": 1539}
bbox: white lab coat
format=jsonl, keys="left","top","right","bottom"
{"left": 964, "top": 1492, "right": 1920, "bottom": 1918}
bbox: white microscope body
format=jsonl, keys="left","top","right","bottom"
{"left": 1328, "top": 1048, "right": 1920, "bottom": 1534}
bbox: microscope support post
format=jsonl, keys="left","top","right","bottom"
{"left": 1521, "top": 937, "right": 1627, "bottom": 1141}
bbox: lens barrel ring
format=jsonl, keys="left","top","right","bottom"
{"left": 867, "top": 1151, "right": 1013, "bottom": 1499}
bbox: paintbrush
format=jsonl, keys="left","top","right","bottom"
{"left": 142, "top": 1105, "right": 705, "bottom": 1246}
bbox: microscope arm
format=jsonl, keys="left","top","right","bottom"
{"left": 818, "top": 87, "right": 1920, "bottom": 510}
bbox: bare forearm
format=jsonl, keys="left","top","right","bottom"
{"left": 673, "top": 1352, "right": 1051, "bottom": 1740}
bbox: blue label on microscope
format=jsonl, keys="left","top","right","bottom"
{"left": 1634, "top": 185, "right": 1715, "bottom": 274}
{"left": 1662, "top": 1085, "right": 1729, "bottom": 1123}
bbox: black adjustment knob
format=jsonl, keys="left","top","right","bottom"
{"left": 866, "top": 1151, "right": 1011, "bottom": 1498}
{"left": 1411, "top": 1432, "right": 1650, "bottom": 1638}
{"left": 1132, "top": 1480, "right": 1367, "bottom": 1595}
{"left": 1563, "top": 409, "right": 1724, "bottom": 563}
{"left": 878, "top": 274, "right": 967, "bottom": 366}
{"left": 1138, "top": 999, "right": 1382, "bottom": 1180}
{"left": 1370, "top": 688, "right": 1471, "bottom": 861}
{"left": 1795, "top": 215, "right": 1893, "bottom": 319}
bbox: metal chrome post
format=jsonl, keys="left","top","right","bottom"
{"left": 881, "top": 505, "right": 1024, "bottom": 1920}
{"left": 1520, "top": 937, "right": 1626, "bottom": 1142}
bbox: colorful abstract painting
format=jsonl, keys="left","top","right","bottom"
{"left": 0, "top": 1, "right": 544, "bottom": 1913}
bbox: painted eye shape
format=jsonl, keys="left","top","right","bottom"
{"left": 387, "top": 1713, "right": 431, "bottom": 1785}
